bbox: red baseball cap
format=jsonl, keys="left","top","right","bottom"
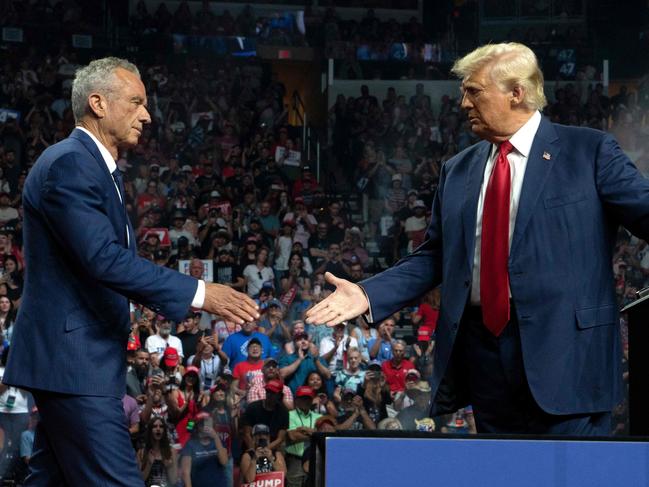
{"left": 264, "top": 379, "right": 284, "bottom": 394}
{"left": 417, "top": 328, "right": 432, "bottom": 342}
{"left": 296, "top": 386, "right": 315, "bottom": 398}
{"left": 163, "top": 347, "right": 179, "bottom": 367}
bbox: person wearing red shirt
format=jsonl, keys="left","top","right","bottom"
{"left": 411, "top": 288, "right": 440, "bottom": 336}
{"left": 380, "top": 340, "right": 415, "bottom": 396}
{"left": 232, "top": 337, "right": 265, "bottom": 394}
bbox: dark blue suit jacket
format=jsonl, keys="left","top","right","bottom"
{"left": 4, "top": 129, "right": 197, "bottom": 397}
{"left": 362, "top": 117, "right": 649, "bottom": 415}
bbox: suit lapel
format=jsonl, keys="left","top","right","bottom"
{"left": 510, "top": 117, "right": 560, "bottom": 257}
{"left": 462, "top": 141, "right": 492, "bottom": 267}
{"left": 69, "top": 129, "right": 131, "bottom": 249}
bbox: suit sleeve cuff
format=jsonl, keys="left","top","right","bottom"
{"left": 358, "top": 284, "right": 374, "bottom": 323}
{"left": 191, "top": 279, "right": 206, "bottom": 309}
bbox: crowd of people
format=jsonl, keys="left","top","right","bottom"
{"left": 0, "top": 5, "right": 647, "bottom": 487}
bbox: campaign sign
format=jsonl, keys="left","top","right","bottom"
{"left": 241, "top": 471, "right": 284, "bottom": 487}
{"left": 179, "top": 259, "right": 213, "bottom": 282}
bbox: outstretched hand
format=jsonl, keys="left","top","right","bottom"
{"left": 202, "top": 283, "right": 259, "bottom": 324}
{"left": 305, "top": 272, "right": 369, "bottom": 327}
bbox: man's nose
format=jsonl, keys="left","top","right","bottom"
{"left": 141, "top": 107, "right": 152, "bottom": 124}
{"left": 460, "top": 92, "right": 472, "bottom": 110}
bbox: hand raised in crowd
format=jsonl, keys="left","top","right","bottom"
{"left": 305, "top": 272, "right": 369, "bottom": 326}
{"left": 202, "top": 283, "right": 259, "bottom": 324}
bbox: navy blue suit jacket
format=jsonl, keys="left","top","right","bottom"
{"left": 362, "top": 117, "right": 649, "bottom": 415}
{"left": 4, "top": 129, "right": 197, "bottom": 397}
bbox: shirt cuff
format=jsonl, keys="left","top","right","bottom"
{"left": 191, "top": 279, "right": 206, "bottom": 309}
{"left": 358, "top": 284, "right": 374, "bottom": 323}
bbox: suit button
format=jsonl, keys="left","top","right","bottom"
{"left": 452, "top": 322, "right": 458, "bottom": 331}
{"left": 464, "top": 280, "right": 471, "bottom": 287}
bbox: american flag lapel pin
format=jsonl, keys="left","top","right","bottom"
{"left": 542, "top": 151, "right": 551, "bottom": 160}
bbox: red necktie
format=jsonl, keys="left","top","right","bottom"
{"left": 480, "top": 140, "right": 514, "bottom": 336}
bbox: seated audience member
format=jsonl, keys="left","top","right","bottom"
{"left": 177, "top": 311, "right": 206, "bottom": 365}
{"left": 169, "top": 366, "right": 203, "bottom": 448}
{"left": 319, "top": 322, "right": 358, "bottom": 373}
{"left": 412, "top": 328, "right": 434, "bottom": 380}
{"left": 301, "top": 415, "right": 338, "bottom": 474}
{"left": 334, "top": 346, "right": 365, "bottom": 394}
{"left": 232, "top": 337, "right": 265, "bottom": 394}
{"left": 258, "top": 298, "right": 291, "bottom": 354}
{"left": 396, "top": 381, "right": 435, "bottom": 432}
{"left": 137, "top": 416, "right": 178, "bottom": 487}
{"left": 240, "top": 379, "right": 289, "bottom": 451}
{"left": 145, "top": 316, "right": 184, "bottom": 361}
{"left": 357, "top": 362, "right": 392, "bottom": 425}
{"left": 367, "top": 316, "right": 396, "bottom": 362}
{"left": 411, "top": 288, "right": 440, "bottom": 337}
{"left": 221, "top": 320, "right": 273, "bottom": 369}
{"left": 280, "top": 330, "right": 332, "bottom": 393}
{"left": 123, "top": 393, "right": 141, "bottom": 442}
{"left": 190, "top": 335, "right": 227, "bottom": 392}
{"left": 180, "top": 412, "right": 229, "bottom": 487}
{"left": 305, "top": 371, "right": 337, "bottom": 416}
{"left": 392, "top": 368, "right": 421, "bottom": 412}
{"left": 335, "top": 389, "right": 376, "bottom": 431}
{"left": 381, "top": 339, "right": 415, "bottom": 396}
{"left": 285, "top": 386, "right": 321, "bottom": 487}
{"left": 247, "top": 357, "right": 294, "bottom": 411}
{"left": 240, "top": 423, "right": 287, "bottom": 483}
{"left": 204, "top": 382, "right": 236, "bottom": 486}
{"left": 0, "top": 347, "right": 30, "bottom": 456}
{"left": 126, "top": 348, "right": 150, "bottom": 401}
{"left": 243, "top": 247, "right": 275, "bottom": 297}
{"left": 16, "top": 407, "right": 39, "bottom": 483}
{"left": 352, "top": 317, "right": 378, "bottom": 363}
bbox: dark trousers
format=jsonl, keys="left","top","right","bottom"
{"left": 456, "top": 306, "right": 611, "bottom": 435}
{"left": 25, "top": 391, "right": 144, "bottom": 487}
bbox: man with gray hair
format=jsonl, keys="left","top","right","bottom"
{"left": 308, "top": 42, "right": 649, "bottom": 435}
{"left": 2, "top": 57, "right": 259, "bottom": 485}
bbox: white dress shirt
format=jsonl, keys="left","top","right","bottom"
{"left": 75, "top": 127, "right": 205, "bottom": 308}
{"left": 470, "top": 110, "right": 542, "bottom": 305}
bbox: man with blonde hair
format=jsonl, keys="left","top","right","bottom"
{"left": 308, "top": 42, "right": 649, "bottom": 435}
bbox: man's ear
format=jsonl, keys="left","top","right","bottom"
{"left": 87, "top": 93, "right": 106, "bottom": 118}
{"left": 511, "top": 85, "right": 525, "bottom": 107}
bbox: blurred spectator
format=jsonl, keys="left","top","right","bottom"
{"left": 240, "top": 379, "right": 289, "bottom": 451}
{"left": 333, "top": 346, "right": 366, "bottom": 394}
{"left": 280, "top": 330, "right": 332, "bottom": 393}
{"left": 381, "top": 339, "right": 415, "bottom": 395}
{"left": 16, "top": 406, "right": 38, "bottom": 483}
{"left": 221, "top": 320, "right": 273, "bottom": 369}
{"left": 145, "top": 318, "right": 184, "bottom": 360}
{"left": 180, "top": 412, "right": 229, "bottom": 487}
{"left": 232, "top": 337, "right": 265, "bottom": 395}
{"left": 319, "top": 322, "right": 358, "bottom": 373}
{"left": 126, "top": 348, "right": 150, "bottom": 402}
{"left": 396, "top": 381, "right": 435, "bottom": 431}
{"left": 0, "top": 348, "right": 29, "bottom": 456}
{"left": 368, "top": 316, "right": 397, "bottom": 362}
{"left": 243, "top": 247, "right": 275, "bottom": 297}
{"left": 285, "top": 386, "right": 320, "bottom": 487}
{"left": 247, "top": 357, "right": 294, "bottom": 411}
{"left": 168, "top": 366, "right": 203, "bottom": 448}
{"left": 137, "top": 416, "right": 178, "bottom": 487}
{"left": 239, "top": 423, "right": 287, "bottom": 483}
{"left": 190, "top": 335, "right": 227, "bottom": 393}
